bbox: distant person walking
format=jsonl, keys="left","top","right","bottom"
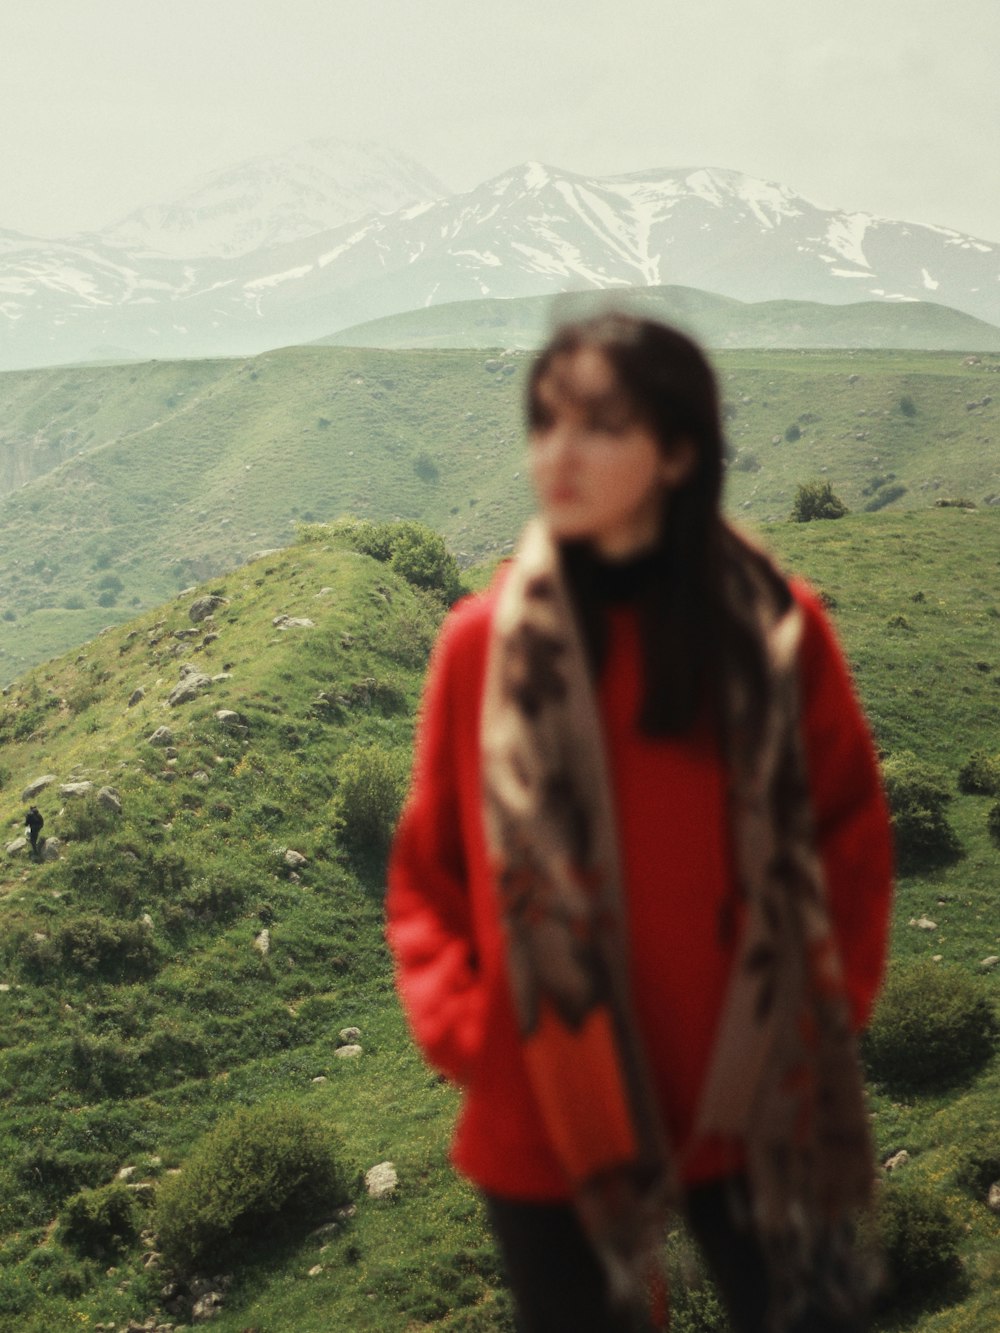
{"left": 387, "top": 312, "right": 893, "bottom": 1332}
{"left": 25, "top": 805, "right": 44, "bottom": 856}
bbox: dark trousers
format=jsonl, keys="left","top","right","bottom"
{"left": 486, "top": 1178, "right": 867, "bottom": 1333}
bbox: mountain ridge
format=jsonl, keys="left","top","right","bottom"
{"left": 2, "top": 147, "right": 998, "bottom": 371}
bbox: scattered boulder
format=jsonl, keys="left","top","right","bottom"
{"left": 97, "top": 786, "right": 123, "bottom": 815}
{"left": 334, "top": 1045, "right": 362, "bottom": 1060}
{"left": 215, "top": 709, "right": 248, "bottom": 735}
{"left": 21, "top": 774, "right": 56, "bottom": 801}
{"left": 128, "top": 686, "right": 146, "bottom": 707}
{"left": 272, "top": 614, "right": 315, "bottom": 630}
{"left": 168, "top": 673, "right": 211, "bottom": 706}
{"left": 988, "top": 1182, "right": 1000, "bottom": 1214}
{"left": 908, "top": 916, "right": 938, "bottom": 932}
{"left": 148, "top": 726, "right": 174, "bottom": 747}
{"left": 883, "top": 1150, "right": 910, "bottom": 1173}
{"left": 41, "top": 837, "right": 62, "bottom": 861}
{"left": 979, "top": 956, "right": 1000, "bottom": 973}
{"left": 189, "top": 594, "right": 227, "bottom": 623}
{"left": 59, "top": 781, "right": 94, "bottom": 799}
{"left": 5, "top": 837, "right": 27, "bottom": 857}
{"left": 365, "top": 1161, "right": 399, "bottom": 1199}
{"left": 284, "top": 849, "right": 307, "bottom": 869}
{"left": 192, "top": 770, "right": 211, "bottom": 784}
{"left": 254, "top": 929, "right": 270, "bottom": 957}
{"left": 339, "top": 1027, "right": 361, "bottom": 1044}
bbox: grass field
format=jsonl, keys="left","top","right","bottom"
{"left": 0, "top": 508, "right": 997, "bottom": 1329}
{"left": 1, "top": 343, "right": 998, "bottom": 685}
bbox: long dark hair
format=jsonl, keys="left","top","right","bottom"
{"left": 527, "top": 312, "right": 770, "bottom": 737}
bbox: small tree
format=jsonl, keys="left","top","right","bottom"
{"left": 863, "top": 960, "right": 998, "bottom": 1091}
{"left": 881, "top": 751, "right": 963, "bottom": 874}
{"left": 958, "top": 749, "right": 1000, "bottom": 795}
{"left": 331, "top": 743, "right": 409, "bottom": 868}
{"left": 790, "top": 481, "right": 848, "bottom": 522}
{"left": 156, "top": 1102, "right": 352, "bottom": 1272}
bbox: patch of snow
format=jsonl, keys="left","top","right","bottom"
{"left": 244, "top": 264, "right": 313, "bottom": 292}
{"left": 831, "top": 269, "right": 872, "bottom": 279}
{"left": 921, "top": 268, "right": 940, "bottom": 291}
{"left": 453, "top": 249, "right": 501, "bottom": 267}
{"left": 825, "top": 214, "right": 872, "bottom": 269}
{"left": 523, "top": 163, "right": 551, "bottom": 190}
{"left": 318, "top": 227, "right": 370, "bottom": 267}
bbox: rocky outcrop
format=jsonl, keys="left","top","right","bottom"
{"left": 189, "top": 594, "right": 227, "bottom": 623}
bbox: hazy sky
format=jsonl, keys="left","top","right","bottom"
{"left": 5, "top": 0, "right": 1000, "bottom": 241}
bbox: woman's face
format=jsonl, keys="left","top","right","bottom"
{"left": 528, "top": 346, "right": 693, "bottom": 559}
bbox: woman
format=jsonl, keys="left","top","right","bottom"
{"left": 387, "top": 314, "right": 893, "bottom": 1333}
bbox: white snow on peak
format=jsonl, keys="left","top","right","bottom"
{"left": 921, "top": 268, "right": 940, "bottom": 291}
{"left": 522, "top": 163, "right": 552, "bottom": 191}
{"left": 100, "top": 138, "right": 447, "bottom": 259}
{"left": 825, "top": 214, "right": 873, "bottom": 270}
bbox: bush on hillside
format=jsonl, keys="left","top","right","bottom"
{"left": 954, "top": 1134, "right": 1000, "bottom": 1199}
{"left": 325, "top": 517, "right": 464, "bottom": 603}
{"left": 870, "top": 1179, "right": 964, "bottom": 1312}
{"left": 390, "top": 522, "right": 464, "bottom": 603}
{"left": 19, "top": 915, "right": 158, "bottom": 983}
{"left": 880, "top": 751, "right": 963, "bottom": 874}
{"left": 155, "top": 1102, "right": 352, "bottom": 1272}
{"left": 56, "top": 1182, "right": 139, "bottom": 1259}
{"left": 330, "top": 743, "right": 408, "bottom": 867}
{"left": 790, "top": 481, "right": 848, "bottom": 522}
{"left": 987, "top": 801, "right": 1000, "bottom": 848}
{"left": 958, "top": 749, "right": 1000, "bottom": 795}
{"left": 863, "top": 960, "right": 998, "bottom": 1092}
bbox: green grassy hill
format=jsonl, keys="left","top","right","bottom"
{"left": 0, "top": 344, "right": 998, "bottom": 687}
{"left": 0, "top": 510, "right": 998, "bottom": 1330}
{"left": 317, "top": 286, "right": 1000, "bottom": 353}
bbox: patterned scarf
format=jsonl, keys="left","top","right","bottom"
{"left": 480, "top": 518, "right": 875, "bottom": 1330}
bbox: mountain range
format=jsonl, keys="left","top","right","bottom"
{"left": 2, "top": 141, "right": 999, "bottom": 370}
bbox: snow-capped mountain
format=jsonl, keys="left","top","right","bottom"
{"left": 99, "top": 138, "right": 448, "bottom": 259}
{"left": 2, "top": 155, "right": 998, "bottom": 370}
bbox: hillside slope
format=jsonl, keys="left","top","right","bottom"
{"left": 0, "top": 512, "right": 998, "bottom": 1328}
{"left": 320, "top": 286, "right": 1000, "bottom": 353}
{"left": 1, "top": 344, "right": 998, "bottom": 684}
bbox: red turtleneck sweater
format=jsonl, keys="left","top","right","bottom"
{"left": 386, "top": 577, "right": 892, "bottom": 1198}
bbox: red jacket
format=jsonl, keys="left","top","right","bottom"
{"left": 386, "top": 576, "right": 893, "bottom": 1199}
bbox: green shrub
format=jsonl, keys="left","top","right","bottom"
{"left": 155, "top": 1101, "right": 352, "bottom": 1271}
{"left": 881, "top": 751, "right": 963, "bottom": 874}
{"left": 871, "top": 1179, "right": 963, "bottom": 1310}
{"left": 863, "top": 960, "right": 998, "bottom": 1091}
{"left": 958, "top": 749, "right": 1000, "bottom": 795}
{"left": 15, "top": 1146, "right": 112, "bottom": 1213}
{"left": 784, "top": 422, "right": 802, "bottom": 442}
{"left": 20, "top": 914, "right": 158, "bottom": 982}
{"left": 331, "top": 742, "right": 408, "bottom": 865}
{"left": 987, "top": 801, "right": 1000, "bottom": 848}
{"left": 899, "top": 394, "right": 917, "bottom": 417}
{"left": 56, "top": 1182, "right": 139, "bottom": 1258}
{"left": 327, "top": 517, "right": 464, "bottom": 602}
{"left": 790, "top": 481, "right": 848, "bottom": 522}
{"left": 954, "top": 1134, "right": 1000, "bottom": 1198}
{"left": 389, "top": 522, "right": 463, "bottom": 603}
